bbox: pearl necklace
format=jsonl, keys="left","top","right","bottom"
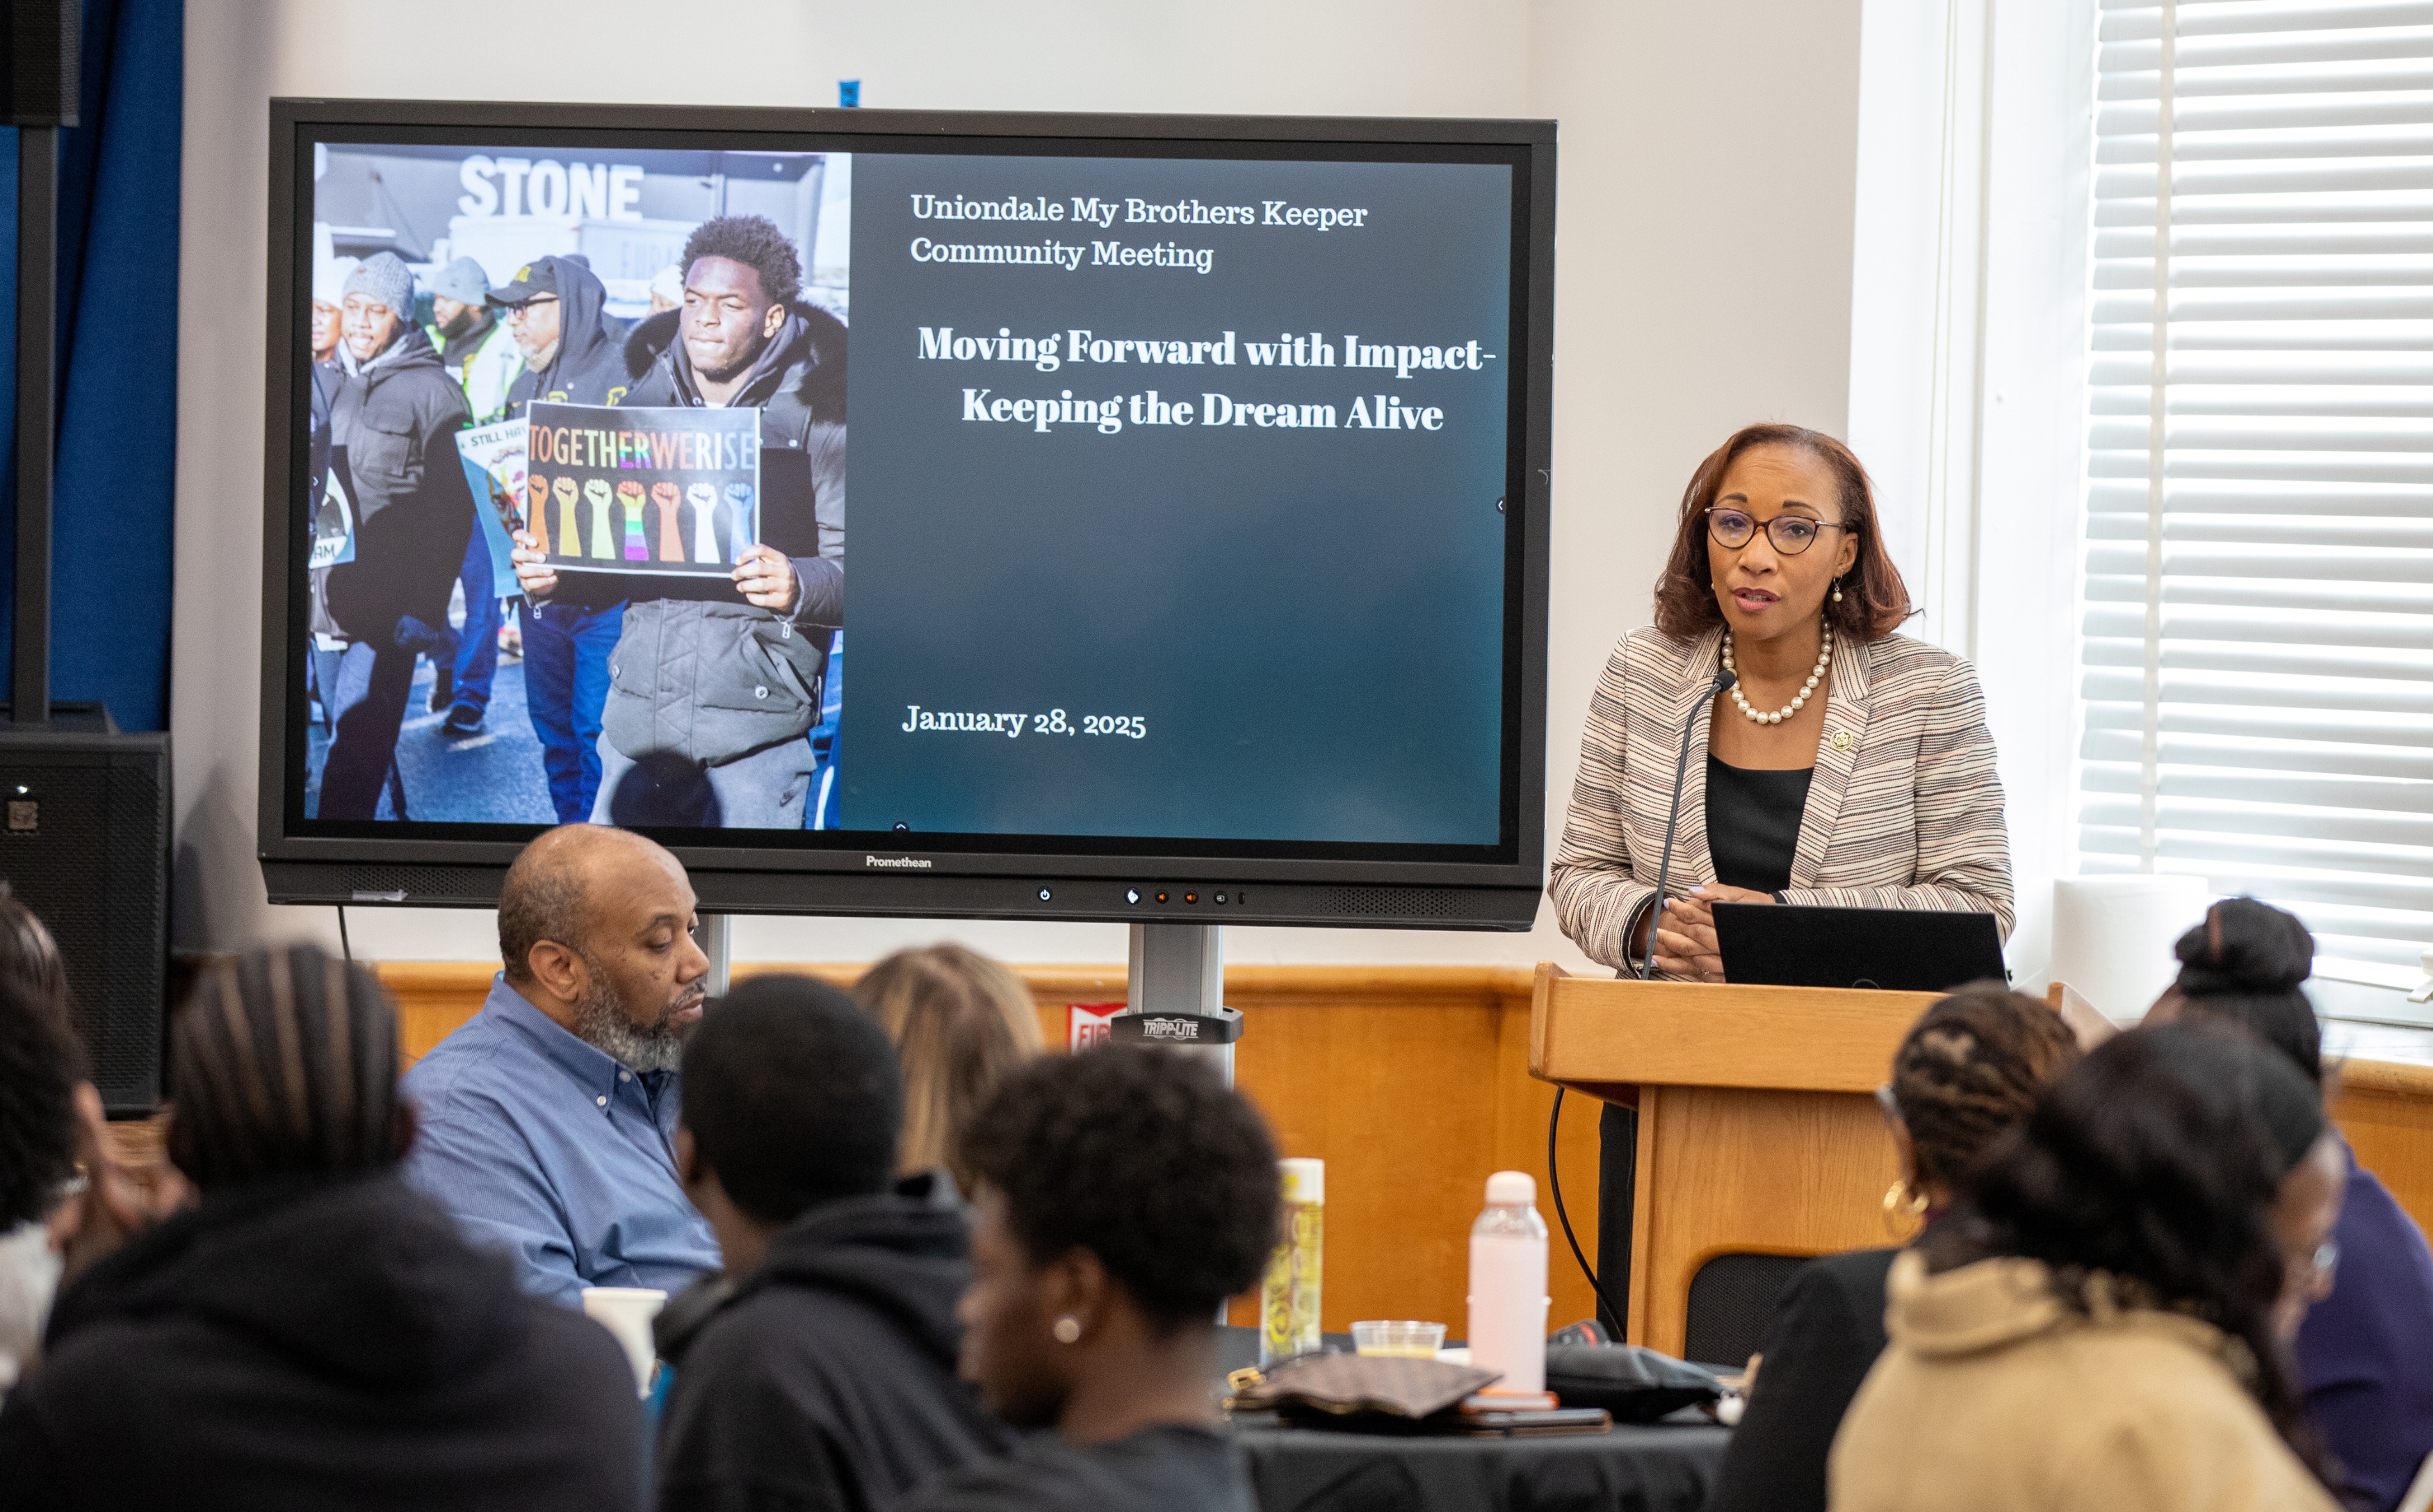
{"left": 1721, "top": 626, "right": 1831, "bottom": 725}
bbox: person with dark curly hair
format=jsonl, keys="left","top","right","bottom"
{"left": 512, "top": 213, "right": 845, "bottom": 830}
{"left": 1704, "top": 982, "right": 2080, "bottom": 1512}
{"left": 897, "top": 1046, "right": 1279, "bottom": 1512}
{"left": 0, "top": 943, "right": 646, "bottom": 1511}
{"left": 2150, "top": 897, "right": 2433, "bottom": 1512}
{"left": 1830, "top": 1023, "right": 2346, "bottom": 1511}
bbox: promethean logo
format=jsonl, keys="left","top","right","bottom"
{"left": 865, "top": 855, "right": 933, "bottom": 870}
{"left": 1139, "top": 1017, "right": 1201, "bottom": 1041}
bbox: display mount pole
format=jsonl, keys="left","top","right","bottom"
{"left": 699, "top": 912, "right": 732, "bottom": 998}
{"left": 1109, "top": 922, "right": 1242, "bottom": 1084}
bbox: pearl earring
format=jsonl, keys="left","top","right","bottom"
{"left": 1052, "top": 1317, "right": 1082, "bottom": 1344}
{"left": 1832, "top": 580, "right": 1844, "bottom": 603}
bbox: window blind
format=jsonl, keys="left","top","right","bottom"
{"left": 2082, "top": 0, "right": 2433, "bottom": 983}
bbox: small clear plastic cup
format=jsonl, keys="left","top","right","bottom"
{"left": 1351, "top": 1319, "right": 1447, "bottom": 1358}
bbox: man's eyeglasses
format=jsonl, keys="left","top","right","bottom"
{"left": 506, "top": 295, "right": 560, "bottom": 320}
{"left": 1707, "top": 507, "right": 1855, "bottom": 556}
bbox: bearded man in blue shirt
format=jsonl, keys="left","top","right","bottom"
{"left": 402, "top": 824, "right": 722, "bottom": 1303}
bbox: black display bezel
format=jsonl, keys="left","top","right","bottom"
{"left": 259, "top": 99, "right": 1554, "bottom": 925}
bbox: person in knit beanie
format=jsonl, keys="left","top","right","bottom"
{"left": 316, "top": 250, "right": 475, "bottom": 820}
{"left": 343, "top": 252, "right": 414, "bottom": 323}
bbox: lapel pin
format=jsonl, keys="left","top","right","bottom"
{"left": 1830, "top": 729, "right": 1855, "bottom": 751}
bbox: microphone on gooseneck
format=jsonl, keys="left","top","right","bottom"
{"left": 1638, "top": 667, "right": 1739, "bottom": 981}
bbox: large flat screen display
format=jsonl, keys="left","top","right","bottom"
{"left": 259, "top": 102, "right": 1552, "bottom": 927}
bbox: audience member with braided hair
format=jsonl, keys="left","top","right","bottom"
{"left": 1831, "top": 1023, "right": 2345, "bottom": 1512}
{"left": 2151, "top": 897, "right": 2433, "bottom": 1512}
{"left": 0, "top": 944, "right": 645, "bottom": 1511}
{"left": 1704, "top": 982, "right": 2080, "bottom": 1512}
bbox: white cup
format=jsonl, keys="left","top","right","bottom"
{"left": 581, "top": 1286, "right": 668, "bottom": 1397}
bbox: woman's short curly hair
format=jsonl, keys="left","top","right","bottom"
{"left": 1652, "top": 423, "right": 1912, "bottom": 642}
{"left": 961, "top": 1046, "right": 1280, "bottom": 1332}
{"left": 680, "top": 214, "right": 803, "bottom": 308}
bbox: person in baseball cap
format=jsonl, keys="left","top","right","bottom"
{"left": 487, "top": 259, "right": 560, "bottom": 308}
{"left": 492, "top": 254, "right": 631, "bottom": 825}
{"left": 493, "top": 255, "right": 626, "bottom": 412}
{"left": 428, "top": 254, "right": 489, "bottom": 309}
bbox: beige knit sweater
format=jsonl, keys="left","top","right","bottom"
{"left": 1828, "top": 1252, "right": 2337, "bottom": 1512}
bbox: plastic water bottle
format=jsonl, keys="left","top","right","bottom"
{"left": 1466, "top": 1170, "right": 1549, "bottom": 1392}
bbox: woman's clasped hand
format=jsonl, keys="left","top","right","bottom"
{"left": 1647, "top": 884, "right": 1775, "bottom": 982}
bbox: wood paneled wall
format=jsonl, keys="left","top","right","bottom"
{"left": 373, "top": 962, "right": 1609, "bottom": 1336}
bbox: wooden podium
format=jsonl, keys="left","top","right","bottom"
{"left": 1528, "top": 962, "right": 1940, "bottom": 1358}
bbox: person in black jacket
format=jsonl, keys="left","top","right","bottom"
{"left": 512, "top": 216, "right": 844, "bottom": 830}
{"left": 316, "top": 254, "right": 480, "bottom": 820}
{"left": 0, "top": 944, "right": 645, "bottom": 1511}
{"left": 1701, "top": 983, "right": 2080, "bottom": 1512}
{"left": 655, "top": 973, "right": 1011, "bottom": 1512}
{"left": 897, "top": 1048, "right": 1280, "bottom": 1512}
{"left": 492, "top": 255, "right": 633, "bottom": 823}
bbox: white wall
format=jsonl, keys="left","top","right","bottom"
{"left": 176, "top": 0, "right": 1863, "bottom": 967}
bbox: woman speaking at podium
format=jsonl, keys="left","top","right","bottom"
{"left": 1549, "top": 423, "right": 2013, "bottom": 983}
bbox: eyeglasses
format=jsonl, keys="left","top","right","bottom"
{"left": 1707, "top": 507, "right": 1855, "bottom": 556}
{"left": 506, "top": 295, "right": 560, "bottom": 320}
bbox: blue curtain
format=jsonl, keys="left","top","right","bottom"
{"left": 0, "top": 0, "right": 183, "bottom": 732}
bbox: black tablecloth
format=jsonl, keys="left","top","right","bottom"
{"left": 1237, "top": 1413, "right": 1726, "bottom": 1512}
{"left": 1211, "top": 1326, "right": 1726, "bottom": 1512}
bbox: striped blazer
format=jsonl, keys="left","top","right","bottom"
{"left": 1549, "top": 625, "right": 2015, "bottom": 977}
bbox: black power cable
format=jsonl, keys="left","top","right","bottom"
{"left": 1546, "top": 1085, "right": 1625, "bottom": 1333}
{"left": 336, "top": 904, "right": 352, "bottom": 964}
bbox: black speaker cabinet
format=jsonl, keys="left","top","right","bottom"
{"left": 0, "top": 713, "right": 170, "bottom": 1112}
{"left": 1, "top": 0, "right": 79, "bottom": 127}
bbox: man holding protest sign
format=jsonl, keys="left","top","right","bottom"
{"left": 510, "top": 216, "right": 845, "bottom": 829}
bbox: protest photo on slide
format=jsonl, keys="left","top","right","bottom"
{"left": 301, "top": 144, "right": 848, "bottom": 830}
